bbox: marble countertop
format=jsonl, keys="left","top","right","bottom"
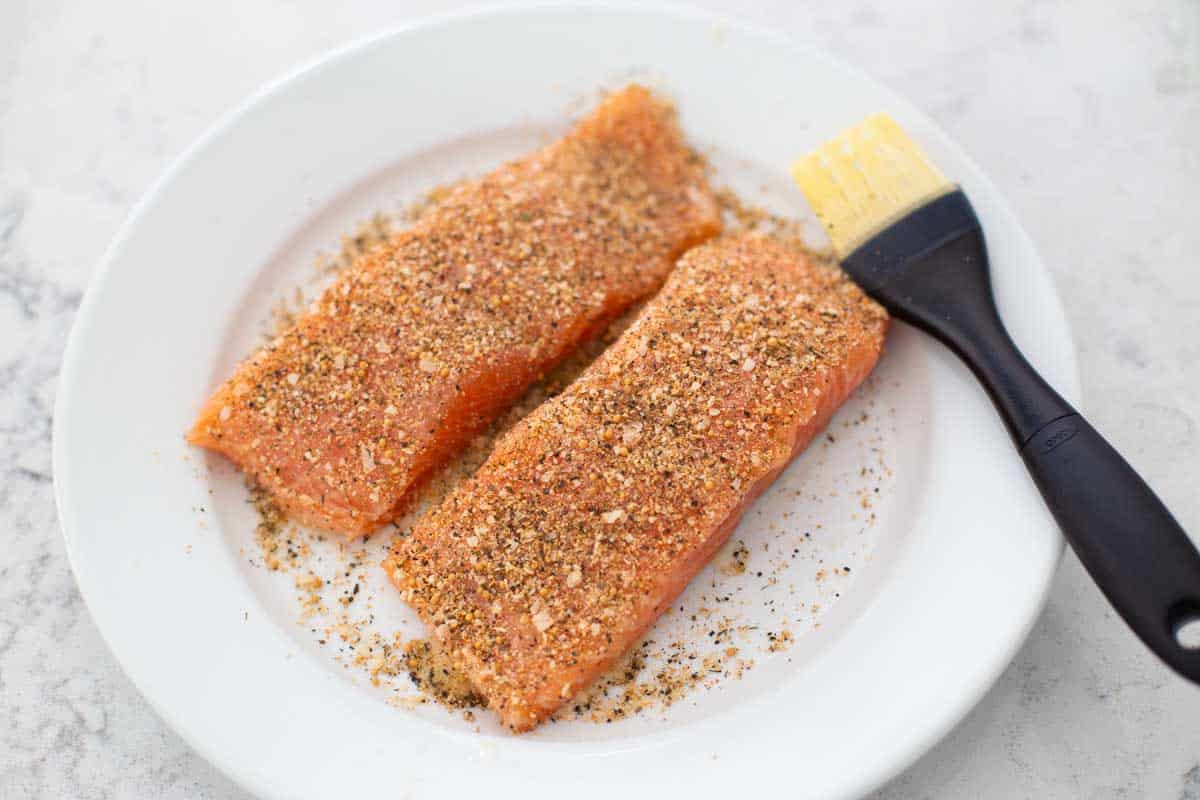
{"left": 3, "top": 0, "right": 1198, "bottom": 796}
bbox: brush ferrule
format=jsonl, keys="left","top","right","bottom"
{"left": 841, "top": 190, "right": 980, "bottom": 297}
{"left": 841, "top": 189, "right": 1074, "bottom": 445}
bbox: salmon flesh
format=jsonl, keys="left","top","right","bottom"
{"left": 386, "top": 234, "right": 888, "bottom": 730}
{"left": 188, "top": 86, "right": 720, "bottom": 536}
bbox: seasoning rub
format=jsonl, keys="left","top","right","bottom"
{"left": 386, "top": 234, "right": 888, "bottom": 730}
{"left": 189, "top": 85, "right": 720, "bottom": 536}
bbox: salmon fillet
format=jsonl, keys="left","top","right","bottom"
{"left": 386, "top": 234, "right": 888, "bottom": 730}
{"left": 188, "top": 85, "right": 719, "bottom": 536}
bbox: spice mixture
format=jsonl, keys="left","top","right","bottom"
{"left": 229, "top": 141, "right": 895, "bottom": 731}
{"left": 188, "top": 85, "right": 719, "bottom": 536}
{"left": 386, "top": 232, "right": 886, "bottom": 730}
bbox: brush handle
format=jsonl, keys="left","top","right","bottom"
{"left": 1019, "top": 412, "right": 1200, "bottom": 682}
{"left": 886, "top": 228, "right": 1200, "bottom": 684}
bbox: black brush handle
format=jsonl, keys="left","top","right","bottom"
{"left": 1021, "top": 414, "right": 1200, "bottom": 681}
{"left": 847, "top": 195, "right": 1200, "bottom": 683}
{"left": 969, "top": 324, "right": 1200, "bottom": 683}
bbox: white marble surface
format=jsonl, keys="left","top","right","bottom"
{"left": 2, "top": 0, "right": 1198, "bottom": 796}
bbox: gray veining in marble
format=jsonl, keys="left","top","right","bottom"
{"left": 2, "top": 0, "right": 1198, "bottom": 797}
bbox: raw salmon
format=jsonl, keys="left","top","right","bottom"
{"left": 188, "top": 86, "right": 720, "bottom": 536}
{"left": 386, "top": 234, "right": 888, "bottom": 730}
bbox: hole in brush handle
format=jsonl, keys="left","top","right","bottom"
{"left": 1170, "top": 601, "right": 1200, "bottom": 651}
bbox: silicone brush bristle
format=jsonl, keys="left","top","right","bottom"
{"left": 790, "top": 113, "right": 953, "bottom": 259}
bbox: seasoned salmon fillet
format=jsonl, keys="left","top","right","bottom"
{"left": 188, "top": 86, "right": 719, "bottom": 536}
{"left": 386, "top": 234, "right": 888, "bottom": 730}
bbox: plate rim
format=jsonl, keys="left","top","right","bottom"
{"left": 52, "top": 3, "right": 1079, "bottom": 798}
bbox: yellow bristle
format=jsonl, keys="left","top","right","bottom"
{"left": 790, "top": 113, "right": 953, "bottom": 259}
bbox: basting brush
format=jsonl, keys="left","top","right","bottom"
{"left": 792, "top": 113, "right": 1200, "bottom": 682}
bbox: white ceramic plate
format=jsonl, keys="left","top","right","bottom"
{"left": 54, "top": 6, "right": 1079, "bottom": 799}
